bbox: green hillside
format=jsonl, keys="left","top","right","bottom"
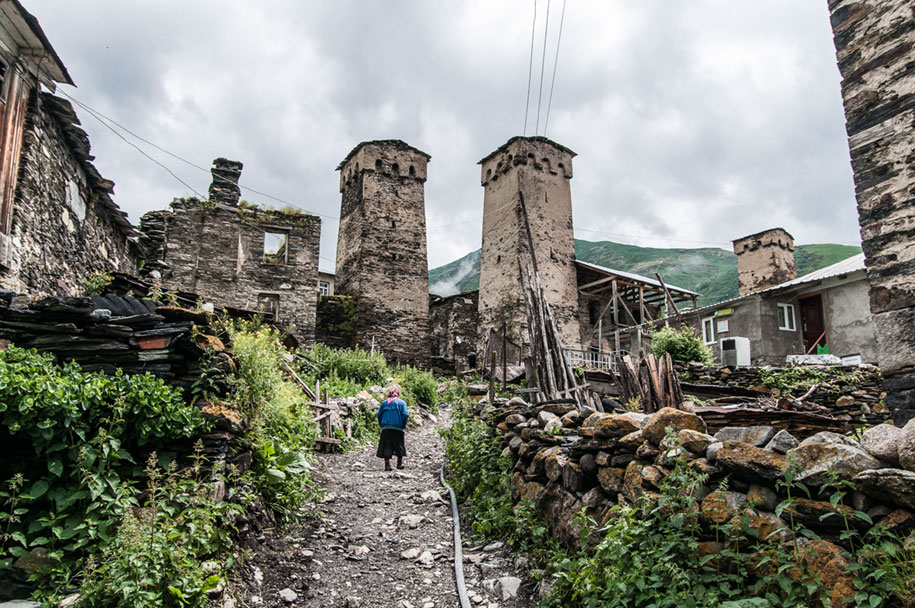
{"left": 428, "top": 240, "right": 861, "bottom": 306}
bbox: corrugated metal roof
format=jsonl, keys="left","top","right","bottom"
{"left": 766, "top": 252, "right": 865, "bottom": 290}
{"left": 575, "top": 260, "right": 700, "bottom": 296}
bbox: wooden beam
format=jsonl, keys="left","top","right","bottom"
{"left": 655, "top": 273, "right": 683, "bottom": 324}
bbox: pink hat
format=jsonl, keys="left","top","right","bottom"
{"left": 388, "top": 387, "right": 400, "bottom": 398}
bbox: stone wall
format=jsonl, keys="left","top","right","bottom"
{"left": 334, "top": 140, "right": 432, "bottom": 367}
{"left": 430, "top": 291, "right": 480, "bottom": 372}
{"left": 139, "top": 178, "right": 321, "bottom": 345}
{"left": 478, "top": 137, "right": 580, "bottom": 351}
{"left": 473, "top": 398, "right": 915, "bottom": 604}
{"left": 828, "top": 0, "right": 915, "bottom": 426}
{"left": 1, "top": 92, "right": 136, "bottom": 295}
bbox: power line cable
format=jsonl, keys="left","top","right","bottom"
{"left": 65, "top": 93, "right": 206, "bottom": 199}
{"left": 523, "top": 0, "right": 537, "bottom": 136}
{"left": 534, "top": 0, "right": 552, "bottom": 135}
{"left": 543, "top": 0, "right": 567, "bottom": 136}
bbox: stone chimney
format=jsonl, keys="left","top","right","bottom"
{"left": 733, "top": 228, "right": 797, "bottom": 296}
{"left": 208, "top": 158, "right": 243, "bottom": 206}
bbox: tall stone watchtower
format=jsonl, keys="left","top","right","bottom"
{"left": 335, "top": 140, "right": 432, "bottom": 366}
{"left": 733, "top": 228, "right": 797, "bottom": 296}
{"left": 477, "top": 136, "right": 581, "bottom": 350}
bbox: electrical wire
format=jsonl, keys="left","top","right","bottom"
{"left": 534, "top": 0, "right": 552, "bottom": 135}
{"left": 523, "top": 0, "right": 537, "bottom": 136}
{"left": 543, "top": 0, "right": 567, "bottom": 136}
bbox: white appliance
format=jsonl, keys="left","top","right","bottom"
{"left": 720, "top": 337, "right": 751, "bottom": 367}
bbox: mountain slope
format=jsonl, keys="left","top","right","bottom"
{"left": 428, "top": 240, "right": 861, "bottom": 306}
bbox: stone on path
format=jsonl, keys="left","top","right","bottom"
{"left": 399, "top": 514, "right": 425, "bottom": 528}
{"left": 401, "top": 547, "right": 421, "bottom": 559}
{"left": 278, "top": 588, "right": 297, "bottom": 603}
{"left": 496, "top": 576, "right": 522, "bottom": 600}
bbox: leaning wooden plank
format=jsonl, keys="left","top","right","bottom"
{"left": 283, "top": 362, "right": 317, "bottom": 400}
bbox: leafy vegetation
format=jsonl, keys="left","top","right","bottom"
{"left": 0, "top": 346, "right": 211, "bottom": 593}
{"left": 428, "top": 240, "right": 862, "bottom": 306}
{"left": 441, "top": 407, "right": 558, "bottom": 554}
{"left": 82, "top": 270, "right": 114, "bottom": 295}
{"left": 442, "top": 410, "right": 913, "bottom": 608}
{"left": 226, "top": 322, "right": 318, "bottom": 517}
{"left": 650, "top": 324, "right": 715, "bottom": 365}
{"left": 77, "top": 449, "right": 241, "bottom": 608}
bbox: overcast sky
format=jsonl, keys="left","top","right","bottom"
{"left": 35, "top": 1, "right": 859, "bottom": 272}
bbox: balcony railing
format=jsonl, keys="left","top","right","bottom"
{"left": 565, "top": 349, "right": 625, "bottom": 372}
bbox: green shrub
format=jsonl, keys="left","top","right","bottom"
{"left": 651, "top": 324, "right": 715, "bottom": 365}
{"left": 0, "top": 346, "right": 209, "bottom": 588}
{"left": 77, "top": 450, "right": 240, "bottom": 608}
{"left": 394, "top": 365, "right": 438, "bottom": 410}
{"left": 302, "top": 344, "right": 387, "bottom": 386}
{"left": 441, "top": 407, "right": 556, "bottom": 553}
{"left": 228, "top": 323, "right": 317, "bottom": 516}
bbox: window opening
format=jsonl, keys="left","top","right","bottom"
{"left": 777, "top": 303, "right": 796, "bottom": 331}
{"left": 263, "top": 231, "right": 288, "bottom": 265}
{"left": 318, "top": 280, "right": 329, "bottom": 296}
{"left": 702, "top": 317, "right": 715, "bottom": 345}
{"left": 257, "top": 293, "right": 280, "bottom": 318}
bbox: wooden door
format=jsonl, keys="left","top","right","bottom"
{"left": 800, "top": 294, "right": 826, "bottom": 353}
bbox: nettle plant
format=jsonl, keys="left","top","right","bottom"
{"left": 0, "top": 346, "right": 210, "bottom": 588}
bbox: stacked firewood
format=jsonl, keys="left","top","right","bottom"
{"left": 610, "top": 351, "right": 687, "bottom": 413}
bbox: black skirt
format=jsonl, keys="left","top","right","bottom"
{"left": 376, "top": 429, "right": 406, "bottom": 459}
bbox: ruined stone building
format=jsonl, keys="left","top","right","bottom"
{"left": 0, "top": 2, "right": 136, "bottom": 296}
{"left": 139, "top": 159, "right": 321, "bottom": 344}
{"left": 828, "top": 0, "right": 915, "bottom": 424}
{"left": 334, "top": 140, "right": 432, "bottom": 366}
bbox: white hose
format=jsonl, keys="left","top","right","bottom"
{"left": 440, "top": 465, "right": 471, "bottom": 608}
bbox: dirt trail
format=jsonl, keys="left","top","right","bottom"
{"left": 227, "top": 408, "right": 534, "bottom": 608}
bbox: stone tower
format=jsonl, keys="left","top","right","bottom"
{"left": 335, "top": 140, "right": 432, "bottom": 366}
{"left": 733, "top": 228, "right": 797, "bottom": 296}
{"left": 477, "top": 136, "right": 581, "bottom": 350}
{"left": 827, "top": 0, "right": 915, "bottom": 424}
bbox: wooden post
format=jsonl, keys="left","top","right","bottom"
{"left": 501, "top": 322, "right": 508, "bottom": 391}
{"left": 489, "top": 350, "right": 497, "bottom": 403}
{"left": 639, "top": 286, "right": 645, "bottom": 324}
{"left": 612, "top": 280, "right": 621, "bottom": 354}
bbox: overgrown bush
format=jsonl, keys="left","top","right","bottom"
{"left": 227, "top": 322, "right": 317, "bottom": 517}
{"left": 394, "top": 365, "right": 438, "bottom": 410}
{"left": 302, "top": 344, "right": 387, "bottom": 386}
{"left": 442, "top": 407, "right": 556, "bottom": 553}
{"left": 0, "top": 346, "right": 210, "bottom": 589}
{"left": 651, "top": 324, "right": 715, "bottom": 365}
{"left": 77, "top": 449, "right": 240, "bottom": 608}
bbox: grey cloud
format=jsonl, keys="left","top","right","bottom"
{"left": 34, "top": 0, "right": 860, "bottom": 271}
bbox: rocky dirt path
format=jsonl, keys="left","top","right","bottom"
{"left": 225, "top": 408, "right": 534, "bottom": 608}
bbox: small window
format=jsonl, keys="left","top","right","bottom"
{"left": 318, "top": 280, "right": 329, "bottom": 296}
{"left": 263, "top": 231, "right": 288, "bottom": 265}
{"left": 777, "top": 303, "right": 796, "bottom": 331}
{"left": 392, "top": 163, "right": 399, "bottom": 175}
{"left": 391, "top": 220, "right": 396, "bottom": 229}
{"left": 702, "top": 317, "right": 715, "bottom": 345}
{"left": 257, "top": 293, "right": 279, "bottom": 317}
{"left": 408, "top": 165, "right": 415, "bottom": 177}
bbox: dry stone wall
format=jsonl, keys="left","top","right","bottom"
{"left": 828, "top": 0, "right": 915, "bottom": 424}
{"left": 1, "top": 92, "right": 136, "bottom": 296}
{"left": 334, "top": 140, "right": 432, "bottom": 366}
{"left": 472, "top": 398, "right": 915, "bottom": 605}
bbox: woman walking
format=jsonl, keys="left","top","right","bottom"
{"left": 376, "top": 386, "right": 408, "bottom": 471}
